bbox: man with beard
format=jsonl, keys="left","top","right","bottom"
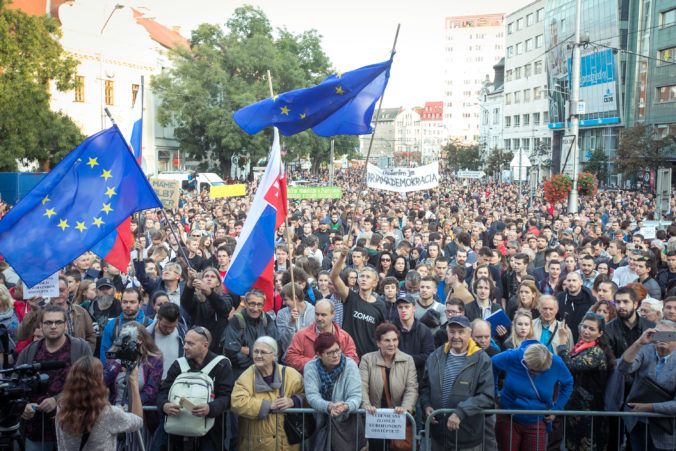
{"left": 606, "top": 286, "right": 656, "bottom": 361}
{"left": 100, "top": 287, "right": 145, "bottom": 363}
{"left": 86, "top": 277, "right": 122, "bottom": 357}
{"left": 556, "top": 272, "right": 595, "bottom": 342}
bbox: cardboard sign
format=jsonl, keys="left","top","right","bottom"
{"left": 364, "top": 409, "right": 406, "bottom": 440}
{"left": 287, "top": 187, "right": 342, "bottom": 199}
{"left": 210, "top": 184, "right": 246, "bottom": 198}
{"left": 149, "top": 178, "right": 180, "bottom": 209}
{"left": 24, "top": 272, "right": 59, "bottom": 298}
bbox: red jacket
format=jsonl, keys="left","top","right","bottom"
{"left": 285, "top": 321, "right": 359, "bottom": 374}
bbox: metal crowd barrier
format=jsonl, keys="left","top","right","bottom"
{"left": 423, "top": 408, "right": 676, "bottom": 451}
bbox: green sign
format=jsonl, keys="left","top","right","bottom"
{"left": 287, "top": 186, "right": 342, "bottom": 199}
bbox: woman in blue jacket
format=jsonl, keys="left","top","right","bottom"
{"left": 491, "top": 340, "right": 573, "bottom": 451}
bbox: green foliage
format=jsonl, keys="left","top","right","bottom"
{"left": 151, "top": 5, "right": 357, "bottom": 177}
{"left": 0, "top": 2, "right": 83, "bottom": 170}
{"left": 615, "top": 124, "right": 675, "bottom": 182}
{"left": 485, "top": 147, "right": 513, "bottom": 177}
{"left": 584, "top": 148, "right": 608, "bottom": 184}
{"left": 457, "top": 145, "right": 481, "bottom": 170}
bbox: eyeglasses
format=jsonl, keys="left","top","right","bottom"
{"left": 246, "top": 301, "right": 265, "bottom": 308}
{"left": 253, "top": 349, "right": 273, "bottom": 356}
{"left": 191, "top": 326, "right": 209, "bottom": 340}
{"left": 322, "top": 349, "right": 341, "bottom": 357}
{"left": 43, "top": 320, "right": 65, "bottom": 327}
{"left": 381, "top": 258, "right": 391, "bottom": 262}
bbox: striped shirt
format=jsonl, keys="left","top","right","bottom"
{"left": 442, "top": 351, "right": 467, "bottom": 407}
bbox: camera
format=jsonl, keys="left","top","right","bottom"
{"left": 0, "top": 361, "right": 65, "bottom": 429}
{"left": 105, "top": 326, "right": 141, "bottom": 369}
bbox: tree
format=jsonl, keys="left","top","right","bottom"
{"left": 152, "top": 6, "right": 357, "bottom": 177}
{"left": 0, "top": 3, "right": 83, "bottom": 170}
{"left": 442, "top": 140, "right": 461, "bottom": 169}
{"left": 485, "top": 147, "right": 513, "bottom": 178}
{"left": 457, "top": 145, "right": 481, "bottom": 170}
{"left": 615, "top": 124, "right": 676, "bottom": 183}
{"left": 585, "top": 148, "right": 609, "bottom": 185}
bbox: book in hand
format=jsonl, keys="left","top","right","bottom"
{"left": 179, "top": 397, "right": 197, "bottom": 411}
{"left": 486, "top": 309, "right": 511, "bottom": 336}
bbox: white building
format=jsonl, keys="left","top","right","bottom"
{"left": 443, "top": 14, "right": 505, "bottom": 145}
{"left": 478, "top": 58, "right": 505, "bottom": 161}
{"left": 394, "top": 108, "right": 422, "bottom": 166}
{"left": 359, "top": 107, "right": 399, "bottom": 167}
{"left": 420, "top": 101, "right": 446, "bottom": 164}
{"left": 502, "top": 0, "right": 552, "bottom": 180}
{"left": 19, "top": 0, "right": 189, "bottom": 175}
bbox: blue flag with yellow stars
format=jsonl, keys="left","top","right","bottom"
{"left": 233, "top": 55, "right": 394, "bottom": 137}
{"left": 0, "top": 126, "right": 162, "bottom": 287}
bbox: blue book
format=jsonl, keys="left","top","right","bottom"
{"left": 486, "top": 309, "right": 512, "bottom": 337}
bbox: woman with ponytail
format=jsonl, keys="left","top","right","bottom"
{"left": 557, "top": 312, "right": 615, "bottom": 451}
{"left": 56, "top": 356, "right": 143, "bottom": 450}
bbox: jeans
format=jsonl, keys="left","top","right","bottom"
{"left": 629, "top": 422, "right": 659, "bottom": 451}
{"left": 24, "top": 439, "right": 56, "bottom": 451}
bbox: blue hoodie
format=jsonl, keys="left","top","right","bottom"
{"left": 100, "top": 309, "right": 146, "bottom": 364}
{"left": 491, "top": 339, "right": 573, "bottom": 425}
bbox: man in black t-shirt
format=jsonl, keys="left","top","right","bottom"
{"left": 330, "top": 250, "right": 385, "bottom": 357}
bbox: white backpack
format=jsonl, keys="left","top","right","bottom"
{"left": 164, "top": 355, "right": 226, "bottom": 437}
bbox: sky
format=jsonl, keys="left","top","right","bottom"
{"left": 130, "top": 0, "right": 532, "bottom": 108}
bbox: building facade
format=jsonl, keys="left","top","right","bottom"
{"left": 443, "top": 14, "right": 506, "bottom": 144}
{"left": 503, "top": 0, "right": 552, "bottom": 180}
{"left": 479, "top": 59, "right": 505, "bottom": 160}
{"left": 394, "top": 108, "right": 422, "bottom": 166}
{"left": 358, "top": 107, "right": 399, "bottom": 167}
{"left": 420, "top": 101, "right": 446, "bottom": 163}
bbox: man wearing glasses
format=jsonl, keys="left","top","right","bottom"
{"left": 17, "top": 304, "right": 92, "bottom": 451}
{"left": 158, "top": 326, "right": 233, "bottom": 451}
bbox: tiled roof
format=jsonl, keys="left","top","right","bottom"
{"left": 132, "top": 8, "right": 190, "bottom": 50}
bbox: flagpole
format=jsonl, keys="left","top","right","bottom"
{"left": 348, "top": 24, "right": 400, "bottom": 241}
{"left": 267, "top": 70, "right": 298, "bottom": 312}
{"left": 106, "top": 107, "right": 192, "bottom": 270}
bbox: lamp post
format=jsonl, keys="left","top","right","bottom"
{"left": 99, "top": 4, "right": 124, "bottom": 130}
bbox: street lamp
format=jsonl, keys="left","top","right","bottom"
{"left": 99, "top": 4, "right": 124, "bottom": 129}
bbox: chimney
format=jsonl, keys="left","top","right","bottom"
{"left": 172, "top": 26, "right": 181, "bottom": 33}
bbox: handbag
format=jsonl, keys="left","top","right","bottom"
{"left": 626, "top": 375, "right": 675, "bottom": 432}
{"left": 280, "top": 366, "right": 316, "bottom": 445}
{"left": 381, "top": 366, "right": 413, "bottom": 451}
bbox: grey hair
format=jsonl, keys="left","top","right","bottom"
{"left": 658, "top": 319, "right": 676, "bottom": 330}
{"left": 641, "top": 298, "right": 663, "bottom": 314}
{"left": 254, "top": 336, "right": 278, "bottom": 357}
{"left": 538, "top": 295, "right": 559, "bottom": 310}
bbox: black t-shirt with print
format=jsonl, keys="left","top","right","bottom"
{"left": 341, "top": 290, "right": 386, "bottom": 357}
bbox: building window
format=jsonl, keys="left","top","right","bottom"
{"left": 522, "top": 138, "right": 530, "bottom": 150}
{"left": 514, "top": 91, "right": 521, "bottom": 103}
{"left": 524, "top": 89, "right": 531, "bottom": 103}
{"left": 513, "top": 138, "right": 520, "bottom": 149}
{"left": 507, "top": 46, "right": 514, "bottom": 58}
{"left": 515, "top": 67, "right": 522, "bottom": 79}
{"left": 526, "top": 39, "right": 533, "bottom": 52}
{"left": 656, "top": 85, "right": 676, "bottom": 102}
{"left": 505, "top": 139, "right": 511, "bottom": 150}
{"left": 508, "top": 22, "right": 513, "bottom": 34}
{"left": 74, "top": 76, "right": 85, "bottom": 103}
{"left": 537, "top": 8, "right": 545, "bottom": 22}
{"left": 534, "top": 60, "right": 543, "bottom": 74}
{"left": 514, "top": 115, "right": 520, "bottom": 127}
{"left": 517, "top": 18, "right": 524, "bottom": 30}
{"left": 506, "top": 70, "right": 513, "bottom": 82}
{"left": 534, "top": 86, "right": 542, "bottom": 99}
{"left": 105, "top": 80, "right": 114, "bottom": 106}
{"left": 533, "top": 112, "right": 541, "bottom": 125}
{"left": 543, "top": 111, "right": 549, "bottom": 122}
{"left": 660, "top": 8, "right": 676, "bottom": 27}
{"left": 658, "top": 47, "right": 676, "bottom": 65}
{"left": 505, "top": 116, "right": 511, "bottom": 127}
{"left": 516, "top": 42, "right": 523, "bottom": 55}
{"left": 506, "top": 93, "right": 512, "bottom": 105}
{"left": 527, "top": 13, "right": 534, "bottom": 26}
{"left": 523, "top": 114, "right": 530, "bottom": 126}
{"left": 132, "top": 84, "right": 140, "bottom": 106}
{"left": 525, "top": 64, "right": 532, "bottom": 77}
{"left": 493, "top": 108, "right": 499, "bottom": 124}
{"left": 536, "top": 35, "right": 544, "bottom": 48}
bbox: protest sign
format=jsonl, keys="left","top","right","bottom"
{"left": 210, "top": 184, "right": 246, "bottom": 198}
{"left": 149, "top": 178, "right": 180, "bottom": 209}
{"left": 287, "top": 186, "right": 342, "bottom": 199}
{"left": 24, "top": 272, "right": 59, "bottom": 298}
{"left": 367, "top": 162, "right": 439, "bottom": 193}
{"left": 457, "top": 170, "right": 485, "bottom": 179}
{"left": 364, "top": 409, "right": 406, "bottom": 440}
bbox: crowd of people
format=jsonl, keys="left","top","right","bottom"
{"left": 1, "top": 167, "right": 676, "bottom": 451}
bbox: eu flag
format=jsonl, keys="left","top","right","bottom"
{"left": 233, "top": 55, "right": 393, "bottom": 137}
{"left": 0, "top": 127, "right": 161, "bottom": 287}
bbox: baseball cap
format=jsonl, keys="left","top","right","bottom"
{"left": 395, "top": 293, "right": 415, "bottom": 305}
{"left": 96, "top": 277, "right": 113, "bottom": 289}
{"left": 446, "top": 315, "right": 470, "bottom": 328}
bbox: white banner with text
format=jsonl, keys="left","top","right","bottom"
{"left": 366, "top": 162, "right": 439, "bottom": 193}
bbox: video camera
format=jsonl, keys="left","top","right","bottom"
{"left": 0, "top": 361, "right": 66, "bottom": 429}
{"left": 105, "top": 325, "right": 141, "bottom": 369}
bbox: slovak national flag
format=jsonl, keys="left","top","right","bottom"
{"left": 224, "top": 128, "right": 287, "bottom": 303}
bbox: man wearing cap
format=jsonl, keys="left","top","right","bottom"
{"left": 421, "top": 315, "right": 494, "bottom": 450}
{"left": 86, "top": 277, "right": 122, "bottom": 353}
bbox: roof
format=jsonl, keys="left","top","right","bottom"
{"left": 131, "top": 8, "right": 190, "bottom": 50}
{"left": 5, "top": 0, "right": 68, "bottom": 17}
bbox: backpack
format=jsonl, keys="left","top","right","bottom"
{"left": 164, "top": 355, "right": 226, "bottom": 437}
{"left": 220, "top": 311, "right": 268, "bottom": 352}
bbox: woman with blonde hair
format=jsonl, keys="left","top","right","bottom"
{"left": 503, "top": 311, "right": 535, "bottom": 350}
{"left": 73, "top": 280, "right": 96, "bottom": 308}
{"left": 56, "top": 356, "right": 143, "bottom": 450}
{"left": 0, "top": 284, "right": 19, "bottom": 359}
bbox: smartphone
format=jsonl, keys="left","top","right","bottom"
{"left": 653, "top": 331, "right": 676, "bottom": 342}
{"left": 563, "top": 312, "right": 569, "bottom": 324}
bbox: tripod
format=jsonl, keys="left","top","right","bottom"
{"left": 0, "top": 423, "right": 24, "bottom": 451}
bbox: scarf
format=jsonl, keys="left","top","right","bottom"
{"left": 316, "top": 354, "right": 346, "bottom": 400}
{"left": 570, "top": 339, "right": 596, "bottom": 356}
